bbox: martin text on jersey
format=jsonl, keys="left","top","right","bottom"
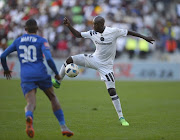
{"left": 21, "top": 36, "right": 37, "bottom": 42}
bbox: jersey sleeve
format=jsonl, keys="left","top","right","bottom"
{"left": 81, "top": 31, "right": 92, "bottom": 38}
{"left": 116, "top": 28, "right": 128, "bottom": 38}
{"left": 41, "top": 39, "right": 58, "bottom": 75}
{"left": 1, "top": 40, "right": 17, "bottom": 71}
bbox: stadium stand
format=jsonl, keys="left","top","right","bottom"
{"left": 0, "top": 0, "right": 180, "bottom": 61}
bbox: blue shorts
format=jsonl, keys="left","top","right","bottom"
{"left": 21, "top": 76, "right": 52, "bottom": 96}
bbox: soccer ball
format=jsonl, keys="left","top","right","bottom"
{"left": 65, "top": 63, "right": 79, "bottom": 78}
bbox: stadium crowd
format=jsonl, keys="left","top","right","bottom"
{"left": 0, "top": 0, "right": 180, "bottom": 59}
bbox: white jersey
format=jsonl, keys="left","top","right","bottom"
{"left": 81, "top": 26, "right": 128, "bottom": 65}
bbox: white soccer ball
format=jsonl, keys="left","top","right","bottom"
{"left": 65, "top": 63, "right": 79, "bottom": 78}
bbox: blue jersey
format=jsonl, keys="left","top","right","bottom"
{"left": 1, "top": 34, "right": 58, "bottom": 82}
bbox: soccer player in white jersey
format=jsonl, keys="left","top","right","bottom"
{"left": 53, "top": 16, "right": 155, "bottom": 126}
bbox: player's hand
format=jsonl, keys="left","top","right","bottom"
{"left": 63, "top": 17, "right": 70, "bottom": 27}
{"left": 55, "top": 74, "right": 61, "bottom": 81}
{"left": 4, "top": 70, "right": 12, "bottom": 80}
{"left": 144, "top": 36, "right": 155, "bottom": 44}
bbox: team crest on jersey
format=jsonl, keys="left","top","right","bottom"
{"left": 44, "top": 42, "right": 50, "bottom": 49}
{"left": 100, "top": 37, "right": 104, "bottom": 41}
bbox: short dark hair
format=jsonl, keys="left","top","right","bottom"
{"left": 25, "top": 18, "right": 38, "bottom": 33}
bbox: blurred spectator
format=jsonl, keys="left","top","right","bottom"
{"left": 177, "top": 38, "right": 180, "bottom": 51}
{"left": 125, "top": 38, "right": 137, "bottom": 59}
{"left": 176, "top": 2, "right": 180, "bottom": 17}
{"left": 166, "top": 38, "right": 177, "bottom": 53}
{"left": 57, "top": 38, "right": 69, "bottom": 57}
{"left": 139, "top": 39, "right": 149, "bottom": 59}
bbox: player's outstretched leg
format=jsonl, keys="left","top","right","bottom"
{"left": 44, "top": 87, "right": 74, "bottom": 137}
{"left": 52, "top": 56, "right": 73, "bottom": 89}
{"left": 24, "top": 89, "right": 36, "bottom": 138}
{"left": 108, "top": 88, "right": 129, "bottom": 126}
{"left": 59, "top": 56, "right": 73, "bottom": 81}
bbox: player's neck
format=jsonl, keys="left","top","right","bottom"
{"left": 27, "top": 32, "right": 37, "bottom": 35}
{"left": 28, "top": 33, "right": 36, "bottom": 35}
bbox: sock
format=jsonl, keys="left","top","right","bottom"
{"left": 54, "top": 109, "right": 65, "bottom": 125}
{"left": 110, "top": 95, "right": 123, "bottom": 119}
{"left": 25, "top": 110, "right": 33, "bottom": 119}
{"left": 59, "top": 63, "right": 66, "bottom": 82}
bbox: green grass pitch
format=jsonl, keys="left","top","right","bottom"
{"left": 0, "top": 79, "right": 180, "bottom": 140}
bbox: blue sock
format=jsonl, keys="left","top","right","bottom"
{"left": 25, "top": 111, "right": 33, "bottom": 119}
{"left": 54, "top": 109, "right": 65, "bottom": 125}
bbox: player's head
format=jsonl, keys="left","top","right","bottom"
{"left": 25, "top": 18, "right": 38, "bottom": 34}
{"left": 93, "top": 16, "right": 105, "bottom": 33}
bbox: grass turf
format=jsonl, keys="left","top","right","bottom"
{"left": 0, "top": 79, "right": 179, "bottom": 140}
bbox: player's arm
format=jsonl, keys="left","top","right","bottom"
{"left": 41, "top": 42, "right": 59, "bottom": 76}
{"left": 0, "top": 43, "right": 16, "bottom": 79}
{"left": 127, "top": 30, "right": 155, "bottom": 44}
{"left": 63, "top": 17, "right": 82, "bottom": 38}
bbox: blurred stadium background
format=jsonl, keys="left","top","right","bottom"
{"left": 0, "top": 0, "right": 180, "bottom": 140}
{"left": 0, "top": 0, "right": 180, "bottom": 80}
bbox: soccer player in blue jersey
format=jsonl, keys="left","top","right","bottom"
{"left": 0, "top": 19, "right": 73, "bottom": 138}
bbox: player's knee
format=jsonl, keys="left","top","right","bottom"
{"left": 66, "top": 56, "right": 73, "bottom": 64}
{"left": 108, "top": 88, "right": 117, "bottom": 96}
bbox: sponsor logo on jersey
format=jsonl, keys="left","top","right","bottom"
{"left": 95, "top": 41, "right": 112, "bottom": 45}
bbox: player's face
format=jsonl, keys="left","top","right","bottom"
{"left": 93, "top": 21, "right": 98, "bottom": 31}
{"left": 93, "top": 21, "right": 103, "bottom": 32}
{"left": 93, "top": 17, "right": 105, "bottom": 33}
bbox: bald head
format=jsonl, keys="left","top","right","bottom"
{"left": 93, "top": 16, "right": 105, "bottom": 24}
{"left": 93, "top": 16, "right": 105, "bottom": 33}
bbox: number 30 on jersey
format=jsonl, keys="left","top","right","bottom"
{"left": 19, "top": 45, "right": 37, "bottom": 63}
